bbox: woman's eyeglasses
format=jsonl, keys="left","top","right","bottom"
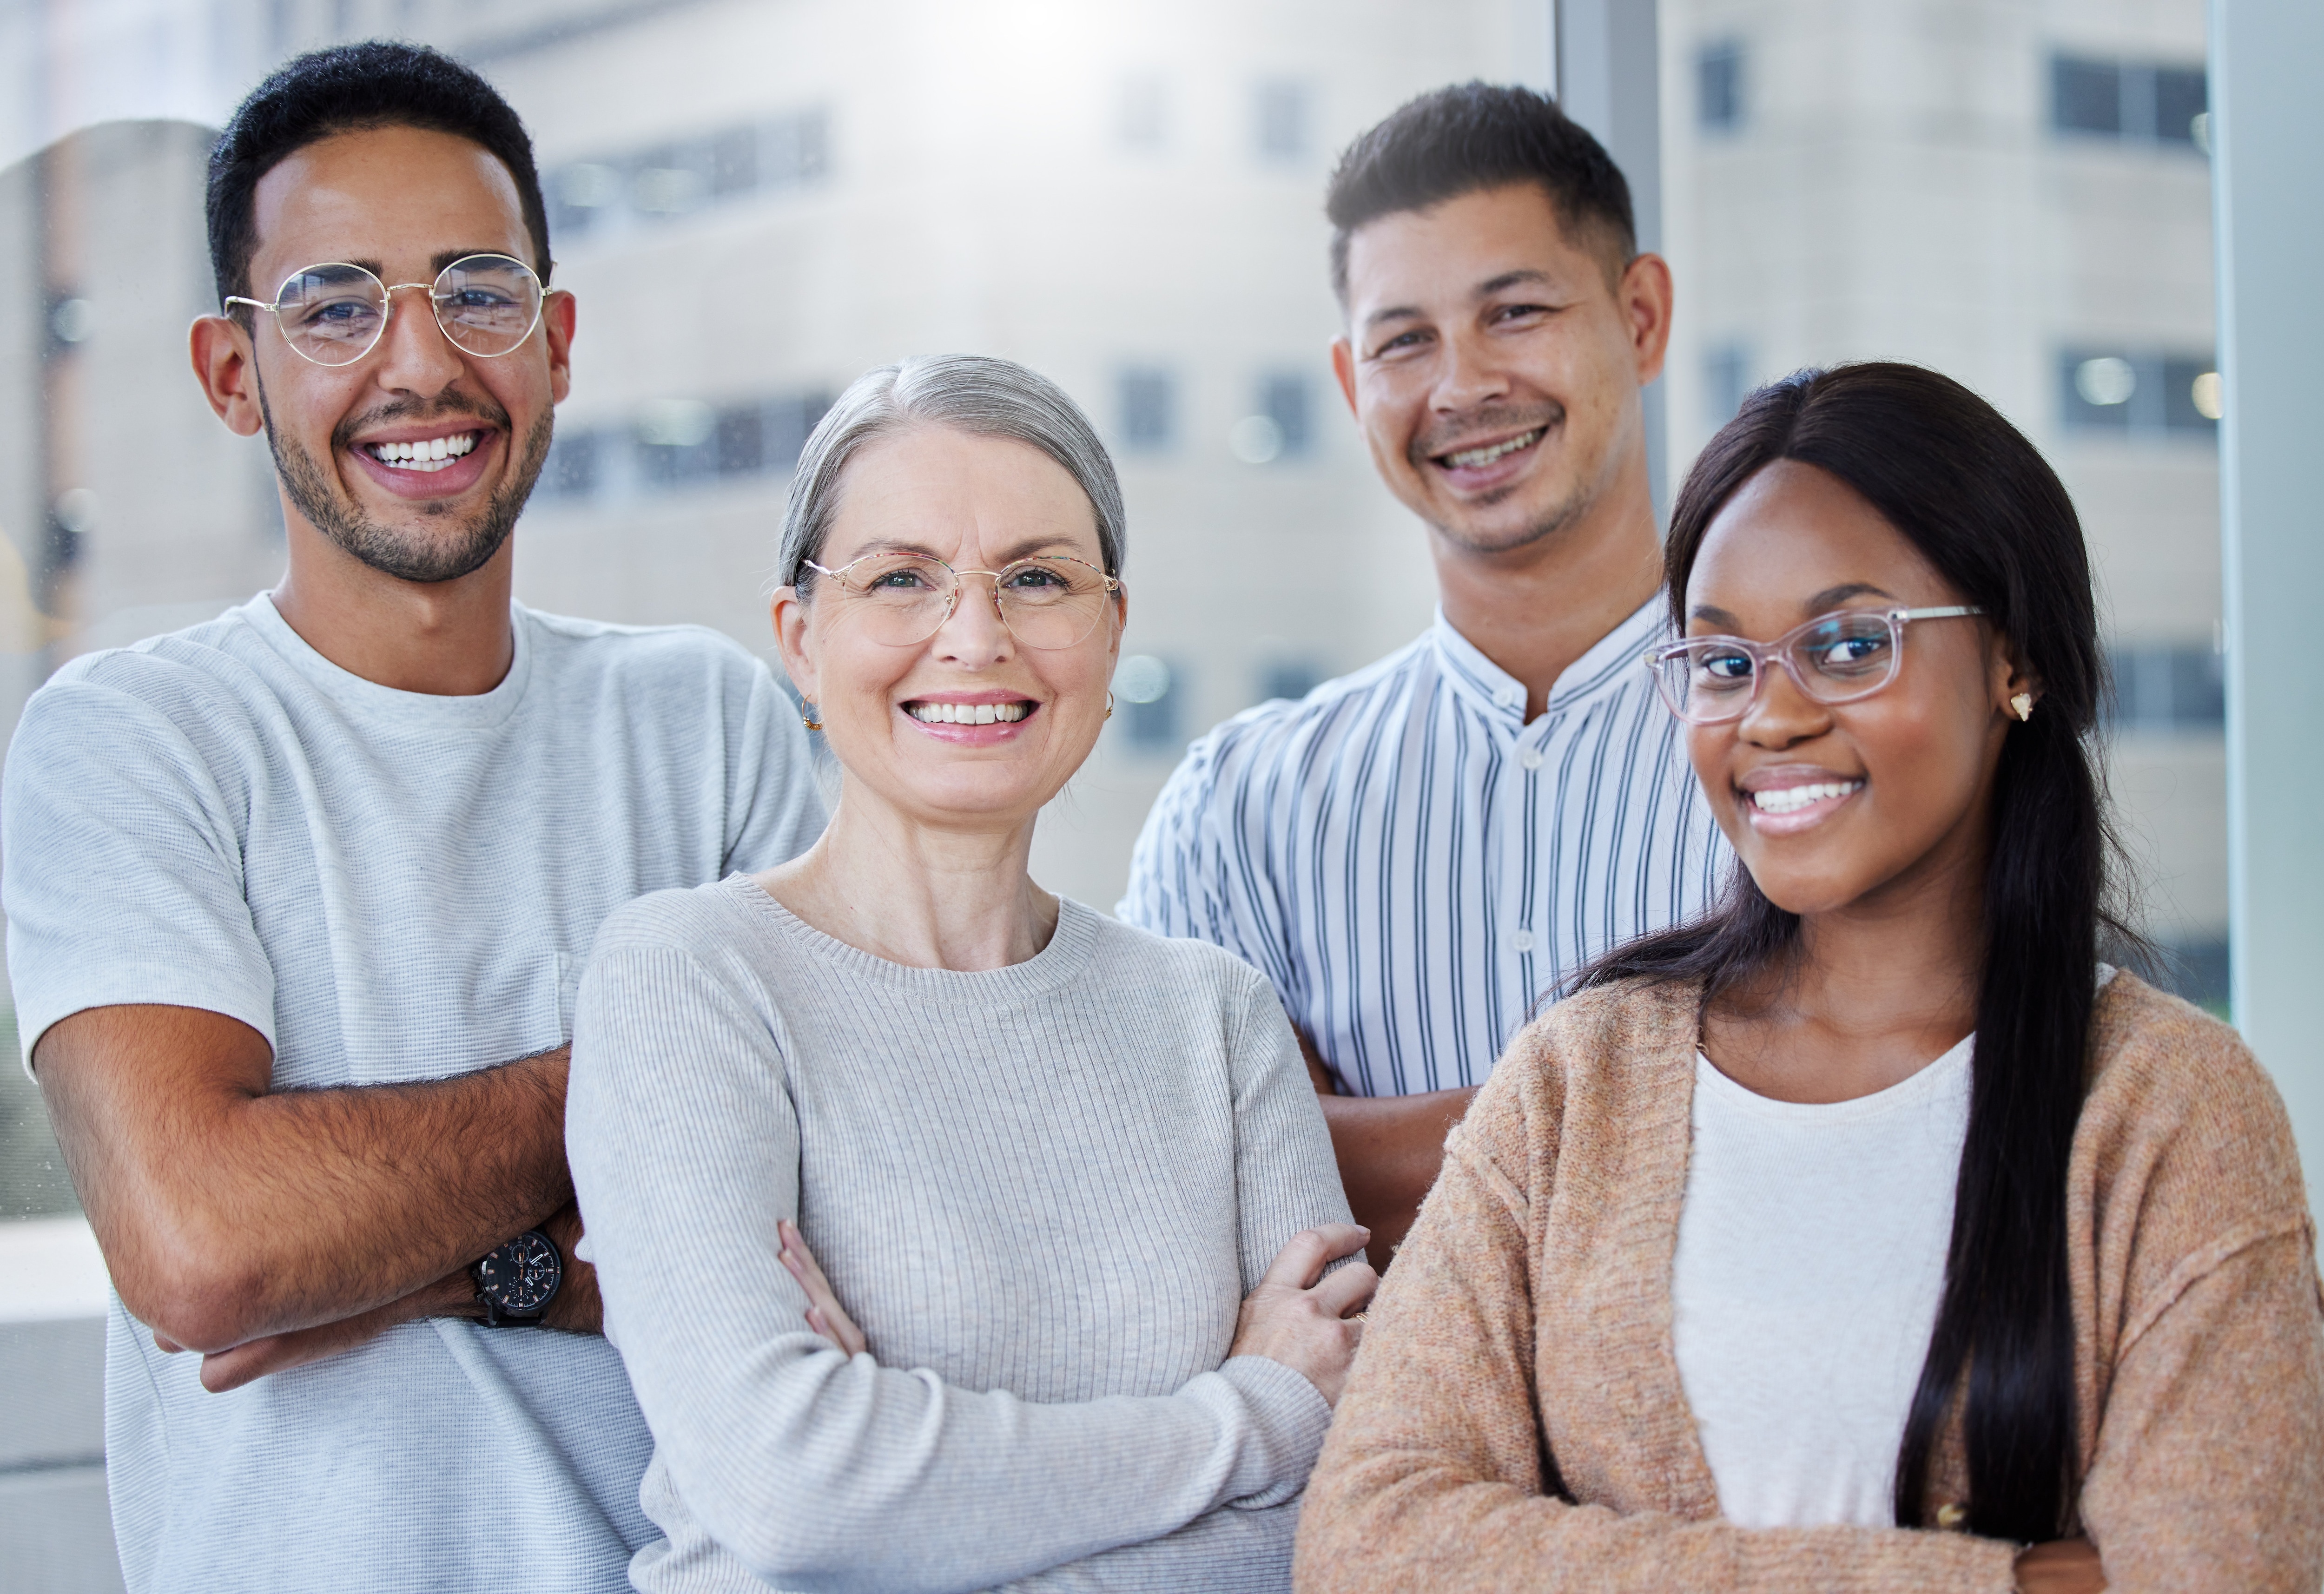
{"left": 1645, "top": 606, "right": 1985, "bottom": 725}
{"left": 802, "top": 553, "right": 1121, "bottom": 651}
{"left": 224, "top": 254, "right": 544, "bottom": 367}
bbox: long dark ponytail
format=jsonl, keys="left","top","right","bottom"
{"left": 1580, "top": 362, "right": 2130, "bottom": 1541}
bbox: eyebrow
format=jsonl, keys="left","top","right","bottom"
{"left": 844, "top": 534, "right": 1091, "bottom": 566}
{"left": 1360, "top": 268, "right": 1558, "bottom": 334}
{"left": 430, "top": 248, "right": 519, "bottom": 274}
{"left": 1475, "top": 268, "right": 1552, "bottom": 297}
{"left": 1803, "top": 582, "right": 1898, "bottom": 611}
{"left": 307, "top": 251, "right": 515, "bottom": 282}
{"left": 1686, "top": 584, "right": 1901, "bottom": 631}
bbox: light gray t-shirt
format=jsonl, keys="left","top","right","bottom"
{"left": 568, "top": 881, "right": 1351, "bottom": 1593}
{"left": 2, "top": 593, "right": 825, "bottom": 1594}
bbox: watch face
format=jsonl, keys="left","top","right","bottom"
{"left": 478, "top": 1230, "right": 561, "bottom": 1314}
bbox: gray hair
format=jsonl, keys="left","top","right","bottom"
{"left": 779, "top": 354, "right": 1126, "bottom": 591}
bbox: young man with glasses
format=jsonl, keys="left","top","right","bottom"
{"left": 2, "top": 43, "right": 823, "bottom": 1591}
{"left": 1123, "top": 84, "right": 1729, "bottom": 1267}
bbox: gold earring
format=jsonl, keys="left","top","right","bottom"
{"left": 2010, "top": 692, "right": 2034, "bottom": 723}
{"left": 1105, "top": 691, "right": 1115, "bottom": 721}
{"left": 802, "top": 707, "right": 822, "bottom": 731}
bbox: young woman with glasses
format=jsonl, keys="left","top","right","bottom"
{"left": 566, "top": 355, "right": 1373, "bottom": 1592}
{"left": 1294, "top": 362, "right": 2324, "bottom": 1593}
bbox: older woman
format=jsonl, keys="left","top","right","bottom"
{"left": 567, "top": 354, "right": 1373, "bottom": 1594}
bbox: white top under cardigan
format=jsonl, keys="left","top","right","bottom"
{"left": 1670, "top": 1034, "right": 1975, "bottom": 1528}
{"left": 568, "top": 879, "right": 1352, "bottom": 1594}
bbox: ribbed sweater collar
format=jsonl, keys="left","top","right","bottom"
{"left": 720, "top": 874, "right": 1102, "bottom": 1000}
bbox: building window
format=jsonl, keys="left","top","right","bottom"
{"left": 1697, "top": 40, "right": 1744, "bottom": 133}
{"left": 540, "top": 429, "right": 601, "bottom": 499}
{"left": 2106, "top": 643, "right": 2225, "bottom": 732}
{"left": 635, "top": 399, "right": 717, "bottom": 490}
{"left": 759, "top": 392, "right": 834, "bottom": 473}
{"left": 1257, "top": 658, "right": 1324, "bottom": 705}
{"left": 1113, "top": 654, "right": 1182, "bottom": 751}
{"left": 1230, "top": 373, "right": 1313, "bottom": 463}
{"left": 2051, "top": 53, "right": 2206, "bottom": 148}
{"left": 1118, "top": 73, "right": 1168, "bottom": 151}
{"left": 535, "top": 391, "right": 832, "bottom": 505}
{"left": 714, "top": 405, "right": 764, "bottom": 477}
{"left": 1255, "top": 80, "right": 1308, "bottom": 160}
{"left": 1261, "top": 373, "right": 1311, "bottom": 455}
{"left": 1118, "top": 369, "right": 1175, "bottom": 452}
{"left": 1703, "top": 341, "right": 1753, "bottom": 427}
{"left": 2060, "top": 350, "right": 2219, "bottom": 437}
{"left": 548, "top": 109, "right": 830, "bottom": 245}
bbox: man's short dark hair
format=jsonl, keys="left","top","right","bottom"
{"left": 1325, "top": 82, "right": 1635, "bottom": 302}
{"left": 207, "top": 41, "right": 552, "bottom": 308}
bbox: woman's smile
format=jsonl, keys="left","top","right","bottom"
{"left": 1737, "top": 764, "right": 1867, "bottom": 836}
{"left": 900, "top": 690, "right": 1041, "bottom": 743}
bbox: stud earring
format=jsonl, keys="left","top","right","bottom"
{"left": 1105, "top": 691, "right": 1115, "bottom": 722}
{"left": 2010, "top": 692, "right": 2034, "bottom": 723}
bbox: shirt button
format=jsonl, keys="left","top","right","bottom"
{"left": 1511, "top": 930, "right": 1535, "bottom": 954}
{"left": 1495, "top": 686, "right": 1520, "bottom": 709}
{"left": 1519, "top": 748, "right": 1544, "bottom": 771}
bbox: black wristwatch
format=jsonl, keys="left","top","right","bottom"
{"left": 472, "top": 1227, "right": 563, "bottom": 1327}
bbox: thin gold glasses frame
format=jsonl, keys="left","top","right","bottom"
{"left": 223, "top": 252, "right": 546, "bottom": 367}
{"left": 1644, "top": 605, "right": 1986, "bottom": 725}
{"left": 801, "top": 552, "right": 1122, "bottom": 649}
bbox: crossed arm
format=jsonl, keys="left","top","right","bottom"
{"left": 1298, "top": 1033, "right": 1475, "bottom": 1271}
{"left": 33, "top": 1002, "right": 599, "bottom": 1390}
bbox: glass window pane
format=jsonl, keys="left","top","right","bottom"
{"left": 2053, "top": 54, "right": 2123, "bottom": 135}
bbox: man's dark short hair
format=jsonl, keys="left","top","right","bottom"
{"left": 1325, "top": 81, "right": 1636, "bottom": 302}
{"left": 207, "top": 41, "right": 552, "bottom": 309}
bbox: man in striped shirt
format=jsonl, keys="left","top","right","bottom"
{"left": 1121, "top": 84, "right": 1729, "bottom": 1265}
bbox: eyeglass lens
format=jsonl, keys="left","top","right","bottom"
{"left": 828, "top": 554, "right": 1113, "bottom": 650}
{"left": 270, "top": 255, "right": 542, "bottom": 366}
{"left": 1655, "top": 612, "right": 1901, "bottom": 723}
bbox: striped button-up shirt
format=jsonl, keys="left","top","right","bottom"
{"left": 1120, "top": 599, "right": 1731, "bottom": 1096}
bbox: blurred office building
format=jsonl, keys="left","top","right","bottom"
{"left": 1661, "top": 0, "right": 2225, "bottom": 995}
{"left": 0, "top": 0, "right": 2240, "bottom": 1584}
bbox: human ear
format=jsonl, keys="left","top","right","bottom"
{"left": 189, "top": 315, "right": 265, "bottom": 437}
{"left": 1989, "top": 632, "right": 2041, "bottom": 722}
{"left": 1330, "top": 338, "right": 1358, "bottom": 415}
{"left": 542, "top": 290, "right": 577, "bottom": 405}
{"left": 1619, "top": 252, "right": 1674, "bottom": 386}
{"left": 770, "top": 586, "right": 820, "bottom": 705}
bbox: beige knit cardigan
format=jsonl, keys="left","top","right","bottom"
{"left": 1294, "top": 973, "right": 2324, "bottom": 1592}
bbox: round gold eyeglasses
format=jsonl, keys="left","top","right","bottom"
{"left": 803, "top": 552, "right": 1121, "bottom": 651}
{"left": 224, "top": 253, "right": 544, "bottom": 367}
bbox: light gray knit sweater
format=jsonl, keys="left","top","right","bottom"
{"left": 568, "top": 877, "right": 1352, "bottom": 1594}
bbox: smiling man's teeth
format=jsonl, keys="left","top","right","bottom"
{"left": 1441, "top": 428, "right": 1545, "bottom": 469}
{"left": 366, "top": 432, "right": 481, "bottom": 472}
{"left": 1751, "top": 779, "right": 1864, "bottom": 815}
{"left": 907, "top": 701, "right": 1031, "bottom": 725}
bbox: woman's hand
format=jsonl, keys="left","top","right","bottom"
{"left": 2016, "top": 1537, "right": 2106, "bottom": 1593}
{"left": 1228, "top": 1224, "right": 1379, "bottom": 1406}
{"left": 779, "top": 1219, "right": 867, "bottom": 1356}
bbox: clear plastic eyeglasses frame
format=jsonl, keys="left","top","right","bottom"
{"left": 1644, "top": 605, "right": 1986, "bottom": 725}
{"left": 223, "top": 252, "right": 546, "bottom": 367}
{"left": 801, "top": 551, "right": 1122, "bottom": 651}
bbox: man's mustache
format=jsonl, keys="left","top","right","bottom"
{"left": 1408, "top": 402, "right": 1564, "bottom": 467}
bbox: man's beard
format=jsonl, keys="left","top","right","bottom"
{"left": 1408, "top": 400, "right": 1598, "bottom": 556}
{"left": 257, "top": 378, "right": 552, "bottom": 585}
